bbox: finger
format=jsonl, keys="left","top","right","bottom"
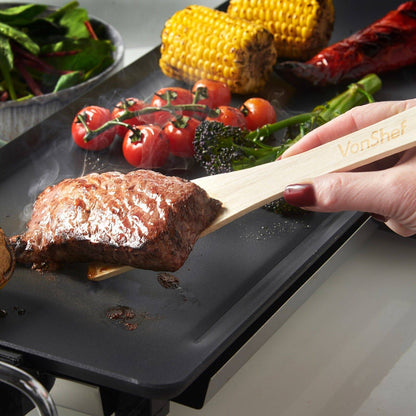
{"left": 284, "top": 174, "right": 416, "bottom": 238}
{"left": 282, "top": 99, "right": 416, "bottom": 158}
{"left": 284, "top": 170, "right": 395, "bottom": 216}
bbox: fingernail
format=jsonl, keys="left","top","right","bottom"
{"left": 284, "top": 184, "right": 316, "bottom": 207}
{"left": 369, "top": 213, "right": 388, "bottom": 223}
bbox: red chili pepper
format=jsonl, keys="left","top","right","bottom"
{"left": 275, "top": 1, "right": 416, "bottom": 86}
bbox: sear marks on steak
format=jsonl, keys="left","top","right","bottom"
{"left": 11, "top": 170, "right": 222, "bottom": 272}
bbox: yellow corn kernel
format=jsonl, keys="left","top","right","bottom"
{"left": 159, "top": 5, "right": 277, "bottom": 94}
{"left": 227, "top": 0, "right": 335, "bottom": 61}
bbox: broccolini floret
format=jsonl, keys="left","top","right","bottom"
{"left": 193, "top": 120, "right": 301, "bottom": 174}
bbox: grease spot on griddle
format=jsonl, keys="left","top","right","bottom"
{"left": 106, "top": 305, "right": 137, "bottom": 331}
{"left": 107, "top": 305, "right": 136, "bottom": 320}
{"left": 156, "top": 272, "right": 199, "bottom": 304}
{"left": 106, "top": 305, "right": 160, "bottom": 331}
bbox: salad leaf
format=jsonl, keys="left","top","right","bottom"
{"left": 41, "top": 38, "right": 114, "bottom": 75}
{"left": 56, "top": 7, "right": 90, "bottom": 39}
{"left": 0, "top": 4, "right": 47, "bottom": 26}
{"left": 0, "top": 22, "right": 40, "bottom": 55}
{"left": 46, "top": 1, "right": 79, "bottom": 21}
{"left": 0, "top": 34, "right": 16, "bottom": 100}
{"left": 53, "top": 70, "right": 83, "bottom": 92}
{"left": 0, "top": 34, "right": 13, "bottom": 69}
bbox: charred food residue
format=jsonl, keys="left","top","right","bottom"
{"left": 157, "top": 272, "right": 180, "bottom": 289}
{"left": 106, "top": 305, "right": 160, "bottom": 331}
{"left": 106, "top": 305, "right": 138, "bottom": 331}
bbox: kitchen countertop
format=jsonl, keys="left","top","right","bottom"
{"left": 4, "top": 1, "right": 416, "bottom": 415}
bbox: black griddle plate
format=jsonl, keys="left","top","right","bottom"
{"left": 0, "top": 0, "right": 411, "bottom": 400}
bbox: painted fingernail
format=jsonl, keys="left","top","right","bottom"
{"left": 369, "top": 213, "right": 388, "bottom": 223}
{"left": 283, "top": 184, "right": 316, "bottom": 207}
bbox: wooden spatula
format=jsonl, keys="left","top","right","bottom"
{"left": 88, "top": 106, "right": 416, "bottom": 281}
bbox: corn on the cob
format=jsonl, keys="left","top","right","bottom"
{"left": 227, "top": 0, "right": 335, "bottom": 61}
{"left": 159, "top": 5, "right": 277, "bottom": 95}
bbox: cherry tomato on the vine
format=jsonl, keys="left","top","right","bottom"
{"left": 122, "top": 124, "right": 169, "bottom": 168}
{"left": 240, "top": 97, "right": 277, "bottom": 131}
{"left": 111, "top": 97, "right": 154, "bottom": 138}
{"left": 163, "top": 116, "right": 201, "bottom": 158}
{"left": 150, "top": 87, "right": 194, "bottom": 126}
{"left": 205, "top": 105, "right": 246, "bottom": 128}
{"left": 72, "top": 105, "right": 116, "bottom": 151}
{"left": 192, "top": 79, "right": 231, "bottom": 109}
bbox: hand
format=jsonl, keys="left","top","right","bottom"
{"left": 281, "top": 98, "right": 416, "bottom": 237}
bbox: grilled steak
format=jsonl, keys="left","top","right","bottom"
{"left": 0, "top": 227, "right": 15, "bottom": 288}
{"left": 11, "top": 170, "right": 222, "bottom": 272}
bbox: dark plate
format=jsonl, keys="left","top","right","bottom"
{"left": 0, "top": 0, "right": 412, "bottom": 401}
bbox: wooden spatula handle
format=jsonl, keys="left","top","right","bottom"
{"left": 195, "top": 105, "right": 416, "bottom": 235}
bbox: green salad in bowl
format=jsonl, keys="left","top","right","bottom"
{"left": 0, "top": 1, "right": 124, "bottom": 141}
